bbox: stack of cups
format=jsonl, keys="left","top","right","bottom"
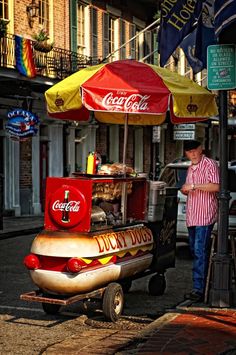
{"left": 148, "top": 181, "right": 167, "bottom": 222}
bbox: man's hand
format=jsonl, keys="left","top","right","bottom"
{"left": 181, "top": 182, "right": 220, "bottom": 194}
{"left": 181, "top": 184, "right": 193, "bottom": 195}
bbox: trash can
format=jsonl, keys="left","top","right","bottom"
{"left": 148, "top": 187, "right": 178, "bottom": 272}
{"left": 148, "top": 181, "right": 167, "bottom": 222}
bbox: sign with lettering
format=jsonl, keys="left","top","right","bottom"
{"left": 94, "top": 227, "right": 153, "bottom": 255}
{"left": 173, "top": 130, "right": 195, "bottom": 140}
{"left": 207, "top": 44, "right": 236, "bottom": 90}
{"left": 174, "top": 124, "right": 195, "bottom": 130}
{"left": 152, "top": 126, "right": 161, "bottom": 143}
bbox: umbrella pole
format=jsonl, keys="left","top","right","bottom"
{"left": 121, "top": 114, "right": 128, "bottom": 224}
{"left": 122, "top": 113, "right": 128, "bottom": 167}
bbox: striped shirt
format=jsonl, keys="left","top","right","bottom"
{"left": 185, "top": 155, "right": 219, "bottom": 227}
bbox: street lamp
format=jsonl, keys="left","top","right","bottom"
{"left": 26, "top": 0, "right": 39, "bottom": 28}
{"left": 209, "top": 27, "right": 236, "bottom": 307}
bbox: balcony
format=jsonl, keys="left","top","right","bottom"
{"left": 0, "top": 34, "right": 94, "bottom": 81}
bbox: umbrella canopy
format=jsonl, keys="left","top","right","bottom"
{"left": 45, "top": 60, "right": 218, "bottom": 125}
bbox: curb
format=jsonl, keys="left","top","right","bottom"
{"left": 0, "top": 227, "right": 43, "bottom": 240}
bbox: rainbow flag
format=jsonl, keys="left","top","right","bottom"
{"left": 15, "top": 35, "right": 36, "bottom": 78}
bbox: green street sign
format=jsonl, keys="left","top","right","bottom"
{"left": 207, "top": 44, "right": 236, "bottom": 90}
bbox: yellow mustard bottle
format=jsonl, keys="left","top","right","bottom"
{"left": 87, "top": 152, "right": 95, "bottom": 174}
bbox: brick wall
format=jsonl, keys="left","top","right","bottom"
{"left": 96, "top": 125, "right": 108, "bottom": 158}
{"left": 143, "top": 127, "right": 152, "bottom": 174}
{"left": 164, "top": 123, "right": 177, "bottom": 164}
{"left": 97, "top": 9, "right": 104, "bottom": 61}
{"left": 20, "top": 139, "right": 32, "bottom": 188}
{"left": 119, "top": 126, "right": 134, "bottom": 167}
{"left": 13, "top": 0, "right": 69, "bottom": 49}
{"left": 53, "top": 0, "right": 70, "bottom": 50}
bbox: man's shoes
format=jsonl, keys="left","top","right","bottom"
{"left": 184, "top": 290, "right": 204, "bottom": 302}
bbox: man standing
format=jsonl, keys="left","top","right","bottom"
{"left": 181, "top": 140, "right": 220, "bottom": 302}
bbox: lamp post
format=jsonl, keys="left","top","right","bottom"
{"left": 152, "top": 126, "right": 161, "bottom": 180}
{"left": 209, "top": 90, "right": 233, "bottom": 307}
{"left": 209, "top": 22, "right": 236, "bottom": 307}
{"left": 0, "top": 121, "right": 3, "bottom": 230}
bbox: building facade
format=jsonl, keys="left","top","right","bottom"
{"left": 1, "top": 1, "right": 233, "bottom": 218}
{"left": 0, "top": 0, "right": 159, "bottom": 216}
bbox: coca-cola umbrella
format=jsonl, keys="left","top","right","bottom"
{"left": 45, "top": 59, "right": 218, "bottom": 164}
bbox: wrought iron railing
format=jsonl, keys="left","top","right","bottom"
{"left": 0, "top": 34, "right": 94, "bottom": 80}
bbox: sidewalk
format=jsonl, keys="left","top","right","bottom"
{"left": 117, "top": 303, "right": 236, "bottom": 354}
{"left": 0, "top": 215, "right": 44, "bottom": 239}
{"left": 43, "top": 300, "right": 236, "bottom": 354}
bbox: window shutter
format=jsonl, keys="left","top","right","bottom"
{"left": 70, "top": 0, "right": 77, "bottom": 53}
{"left": 103, "top": 12, "right": 109, "bottom": 59}
{"left": 91, "top": 7, "right": 98, "bottom": 59}
{"left": 144, "top": 30, "right": 152, "bottom": 63}
{"left": 129, "top": 24, "right": 136, "bottom": 59}
{"left": 120, "top": 19, "right": 126, "bottom": 59}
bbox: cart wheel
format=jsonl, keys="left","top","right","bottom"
{"left": 42, "top": 302, "right": 61, "bottom": 315}
{"left": 102, "top": 283, "right": 124, "bottom": 322}
{"left": 148, "top": 273, "right": 166, "bottom": 296}
{"left": 120, "top": 279, "right": 132, "bottom": 293}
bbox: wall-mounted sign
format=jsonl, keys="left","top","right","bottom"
{"left": 173, "top": 131, "right": 195, "bottom": 140}
{"left": 152, "top": 126, "right": 161, "bottom": 143}
{"left": 174, "top": 124, "right": 195, "bottom": 130}
{"left": 207, "top": 44, "right": 236, "bottom": 90}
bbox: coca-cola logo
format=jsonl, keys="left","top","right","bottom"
{"left": 102, "top": 92, "right": 150, "bottom": 112}
{"left": 52, "top": 200, "right": 81, "bottom": 212}
{"left": 49, "top": 185, "right": 87, "bottom": 228}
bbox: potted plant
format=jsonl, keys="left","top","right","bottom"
{"left": 0, "top": 19, "right": 10, "bottom": 38}
{"left": 32, "top": 28, "right": 54, "bottom": 53}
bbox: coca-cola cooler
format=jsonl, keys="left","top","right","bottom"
{"left": 44, "top": 175, "right": 147, "bottom": 232}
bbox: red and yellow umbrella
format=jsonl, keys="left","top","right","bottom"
{"left": 45, "top": 59, "right": 218, "bottom": 125}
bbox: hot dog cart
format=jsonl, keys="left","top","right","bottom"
{"left": 21, "top": 172, "right": 178, "bottom": 322}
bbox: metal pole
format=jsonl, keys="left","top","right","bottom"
{"left": 0, "top": 174, "right": 3, "bottom": 230}
{"left": 209, "top": 90, "right": 233, "bottom": 307}
{"left": 122, "top": 114, "right": 128, "bottom": 167}
{"left": 0, "top": 122, "right": 3, "bottom": 230}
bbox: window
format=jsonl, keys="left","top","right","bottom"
{"left": 103, "top": 13, "right": 116, "bottom": 61}
{"left": 77, "top": 3, "right": 85, "bottom": 54}
{"left": 0, "top": 0, "right": 9, "bottom": 19}
{"left": 38, "top": 0, "right": 50, "bottom": 33}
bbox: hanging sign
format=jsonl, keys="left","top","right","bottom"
{"left": 5, "top": 109, "right": 40, "bottom": 141}
{"left": 152, "top": 126, "right": 161, "bottom": 143}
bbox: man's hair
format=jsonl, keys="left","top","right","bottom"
{"left": 184, "top": 140, "right": 201, "bottom": 151}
